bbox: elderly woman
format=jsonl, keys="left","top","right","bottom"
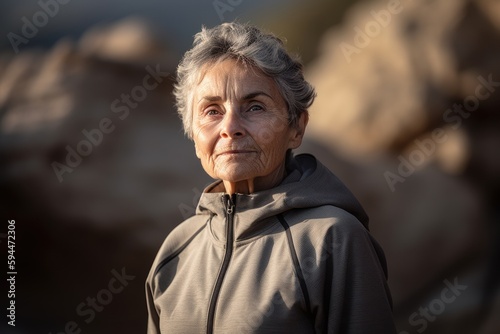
{"left": 146, "top": 22, "right": 396, "bottom": 333}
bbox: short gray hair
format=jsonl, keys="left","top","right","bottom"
{"left": 173, "top": 22, "right": 316, "bottom": 138}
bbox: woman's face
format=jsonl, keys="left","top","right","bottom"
{"left": 191, "top": 59, "right": 306, "bottom": 190}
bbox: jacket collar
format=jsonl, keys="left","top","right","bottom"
{"left": 195, "top": 154, "right": 369, "bottom": 243}
{"left": 197, "top": 167, "right": 303, "bottom": 243}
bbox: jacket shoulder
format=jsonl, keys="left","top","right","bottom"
{"left": 284, "top": 205, "right": 389, "bottom": 278}
{"left": 285, "top": 205, "right": 368, "bottom": 237}
{"left": 282, "top": 205, "right": 383, "bottom": 267}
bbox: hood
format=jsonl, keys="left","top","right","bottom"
{"left": 196, "top": 153, "right": 369, "bottom": 241}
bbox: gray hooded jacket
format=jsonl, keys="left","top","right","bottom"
{"left": 146, "top": 154, "right": 397, "bottom": 333}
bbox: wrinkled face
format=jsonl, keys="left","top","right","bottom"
{"left": 191, "top": 58, "right": 304, "bottom": 184}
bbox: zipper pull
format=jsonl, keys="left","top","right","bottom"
{"left": 223, "top": 194, "right": 235, "bottom": 215}
{"left": 226, "top": 197, "right": 234, "bottom": 215}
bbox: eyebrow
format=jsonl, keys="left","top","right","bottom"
{"left": 197, "top": 91, "right": 273, "bottom": 104}
{"left": 242, "top": 91, "right": 273, "bottom": 101}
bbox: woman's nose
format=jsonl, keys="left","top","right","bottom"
{"left": 220, "top": 109, "right": 245, "bottom": 139}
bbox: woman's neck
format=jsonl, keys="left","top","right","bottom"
{"left": 222, "top": 162, "right": 286, "bottom": 195}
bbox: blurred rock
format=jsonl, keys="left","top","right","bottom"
{"left": 0, "top": 19, "right": 208, "bottom": 236}
{"left": 306, "top": 0, "right": 500, "bottom": 161}
{"left": 77, "top": 17, "right": 176, "bottom": 67}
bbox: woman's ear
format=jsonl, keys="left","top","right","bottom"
{"left": 288, "top": 112, "right": 309, "bottom": 149}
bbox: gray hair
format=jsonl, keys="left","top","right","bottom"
{"left": 173, "top": 22, "right": 316, "bottom": 138}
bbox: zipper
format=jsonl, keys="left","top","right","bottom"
{"left": 207, "top": 194, "right": 236, "bottom": 334}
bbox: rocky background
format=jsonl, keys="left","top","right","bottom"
{"left": 1, "top": 0, "right": 499, "bottom": 333}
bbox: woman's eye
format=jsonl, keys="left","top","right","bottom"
{"left": 206, "top": 109, "right": 220, "bottom": 116}
{"left": 248, "top": 105, "right": 263, "bottom": 112}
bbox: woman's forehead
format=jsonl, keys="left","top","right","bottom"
{"left": 193, "top": 59, "right": 279, "bottom": 101}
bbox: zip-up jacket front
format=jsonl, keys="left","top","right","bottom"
{"left": 146, "top": 154, "right": 397, "bottom": 333}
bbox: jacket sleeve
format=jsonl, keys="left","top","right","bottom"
{"left": 144, "top": 215, "right": 209, "bottom": 334}
{"left": 145, "top": 269, "right": 161, "bottom": 334}
{"left": 302, "top": 213, "right": 397, "bottom": 333}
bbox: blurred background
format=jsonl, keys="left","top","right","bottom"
{"left": 0, "top": 0, "right": 499, "bottom": 333}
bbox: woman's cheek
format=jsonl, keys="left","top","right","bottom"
{"left": 250, "top": 116, "right": 286, "bottom": 145}
{"left": 194, "top": 123, "right": 217, "bottom": 153}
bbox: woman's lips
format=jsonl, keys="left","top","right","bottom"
{"left": 216, "top": 149, "right": 256, "bottom": 156}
